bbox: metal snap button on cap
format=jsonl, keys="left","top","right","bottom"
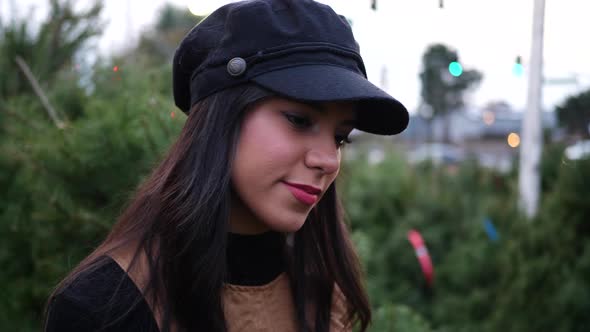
{"left": 227, "top": 57, "right": 247, "bottom": 77}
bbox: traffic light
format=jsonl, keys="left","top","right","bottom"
{"left": 448, "top": 61, "right": 463, "bottom": 77}
{"left": 371, "top": 0, "right": 377, "bottom": 10}
{"left": 513, "top": 56, "right": 524, "bottom": 76}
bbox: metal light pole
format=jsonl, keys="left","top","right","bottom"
{"left": 519, "top": 0, "right": 546, "bottom": 219}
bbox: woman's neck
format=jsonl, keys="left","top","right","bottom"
{"left": 225, "top": 231, "right": 286, "bottom": 286}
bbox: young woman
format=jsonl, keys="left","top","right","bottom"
{"left": 44, "top": 0, "right": 408, "bottom": 331}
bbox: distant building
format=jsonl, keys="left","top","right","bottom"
{"left": 396, "top": 104, "right": 557, "bottom": 172}
{"left": 399, "top": 105, "right": 557, "bottom": 144}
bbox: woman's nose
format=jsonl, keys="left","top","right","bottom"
{"left": 304, "top": 139, "right": 340, "bottom": 175}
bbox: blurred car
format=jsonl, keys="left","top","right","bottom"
{"left": 565, "top": 140, "right": 590, "bottom": 160}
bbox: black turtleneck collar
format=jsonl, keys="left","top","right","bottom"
{"left": 226, "top": 231, "right": 286, "bottom": 286}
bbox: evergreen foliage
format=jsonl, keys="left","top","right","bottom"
{"left": 555, "top": 89, "right": 590, "bottom": 138}
{"left": 340, "top": 145, "right": 590, "bottom": 331}
{"left": 1, "top": 2, "right": 589, "bottom": 331}
{"left": 0, "top": 0, "right": 102, "bottom": 99}
{"left": 0, "top": 58, "right": 184, "bottom": 329}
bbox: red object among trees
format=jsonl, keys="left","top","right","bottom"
{"left": 407, "top": 229, "right": 434, "bottom": 287}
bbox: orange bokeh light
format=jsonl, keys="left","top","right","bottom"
{"left": 507, "top": 133, "right": 520, "bottom": 148}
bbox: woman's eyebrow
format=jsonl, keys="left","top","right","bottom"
{"left": 304, "top": 102, "right": 326, "bottom": 114}
{"left": 303, "top": 103, "right": 357, "bottom": 126}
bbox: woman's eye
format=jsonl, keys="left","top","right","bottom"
{"left": 284, "top": 113, "right": 312, "bottom": 128}
{"left": 335, "top": 135, "right": 352, "bottom": 148}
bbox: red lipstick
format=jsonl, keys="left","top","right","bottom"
{"left": 283, "top": 181, "right": 321, "bottom": 205}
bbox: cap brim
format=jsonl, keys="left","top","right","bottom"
{"left": 251, "top": 65, "right": 409, "bottom": 135}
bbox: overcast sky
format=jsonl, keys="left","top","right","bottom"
{"left": 3, "top": 0, "right": 590, "bottom": 113}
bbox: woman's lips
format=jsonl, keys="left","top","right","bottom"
{"left": 283, "top": 182, "right": 320, "bottom": 205}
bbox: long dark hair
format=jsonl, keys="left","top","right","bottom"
{"left": 46, "top": 83, "right": 371, "bottom": 332}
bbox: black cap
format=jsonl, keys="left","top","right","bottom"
{"left": 173, "top": 0, "right": 409, "bottom": 135}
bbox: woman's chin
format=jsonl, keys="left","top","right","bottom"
{"left": 265, "top": 214, "right": 308, "bottom": 234}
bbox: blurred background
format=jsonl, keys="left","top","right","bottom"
{"left": 1, "top": 0, "right": 589, "bottom": 331}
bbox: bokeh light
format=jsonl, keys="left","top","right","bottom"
{"left": 507, "top": 132, "right": 520, "bottom": 148}
{"left": 448, "top": 61, "right": 463, "bottom": 77}
{"left": 483, "top": 111, "right": 495, "bottom": 125}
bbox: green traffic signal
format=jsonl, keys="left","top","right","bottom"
{"left": 449, "top": 61, "right": 463, "bottom": 77}
{"left": 513, "top": 56, "right": 524, "bottom": 76}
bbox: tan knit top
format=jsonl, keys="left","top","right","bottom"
{"left": 223, "top": 273, "right": 351, "bottom": 332}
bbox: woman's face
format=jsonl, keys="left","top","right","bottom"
{"left": 230, "top": 97, "right": 355, "bottom": 234}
